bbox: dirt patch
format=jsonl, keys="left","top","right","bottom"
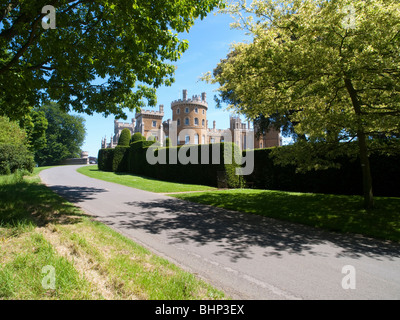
{"left": 39, "top": 225, "right": 139, "bottom": 300}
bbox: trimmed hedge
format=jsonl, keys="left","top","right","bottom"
{"left": 97, "top": 148, "right": 114, "bottom": 172}
{"left": 243, "top": 148, "right": 400, "bottom": 197}
{"left": 131, "top": 132, "right": 146, "bottom": 143}
{"left": 137, "top": 142, "right": 244, "bottom": 188}
{"left": 0, "top": 144, "right": 34, "bottom": 175}
{"left": 118, "top": 128, "right": 131, "bottom": 146}
{"left": 98, "top": 142, "right": 244, "bottom": 188}
{"left": 112, "top": 146, "right": 130, "bottom": 172}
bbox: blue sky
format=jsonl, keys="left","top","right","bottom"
{"left": 79, "top": 10, "right": 251, "bottom": 157}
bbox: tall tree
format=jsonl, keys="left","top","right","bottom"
{"left": 0, "top": 0, "right": 223, "bottom": 121}
{"left": 210, "top": 0, "right": 400, "bottom": 209}
{"left": 35, "top": 103, "right": 86, "bottom": 166}
{"left": 19, "top": 108, "right": 48, "bottom": 152}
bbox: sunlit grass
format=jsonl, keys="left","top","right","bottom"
{"left": 0, "top": 170, "right": 226, "bottom": 300}
{"left": 171, "top": 189, "right": 400, "bottom": 242}
{"left": 77, "top": 165, "right": 217, "bottom": 193}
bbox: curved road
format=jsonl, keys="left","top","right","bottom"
{"left": 39, "top": 165, "right": 400, "bottom": 300}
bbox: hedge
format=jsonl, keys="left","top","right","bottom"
{"left": 97, "top": 148, "right": 114, "bottom": 172}
{"left": 0, "top": 144, "right": 34, "bottom": 175}
{"left": 112, "top": 146, "right": 130, "bottom": 172}
{"left": 118, "top": 128, "right": 131, "bottom": 146}
{"left": 137, "top": 142, "right": 244, "bottom": 188}
{"left": 98, "top": 142, "right": 244, "bottom": 188}
{"left": 243, "top": 148, "right": 400, "bottom": 197}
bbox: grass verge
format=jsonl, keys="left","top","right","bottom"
{"left": 77, "top": 165, "right": 217, "bottom": 193}
{"left": 170, "top": 189, "right": 400, "bottom": 242}
{"left": 0, "top": 169, "right": 226, "bottom": 300}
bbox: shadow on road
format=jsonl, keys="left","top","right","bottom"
{"left": 47, "top": 185, "right": 108, "bottom": 203}
{"left": 94, "top": 198, "right": 400, "bottom": 263}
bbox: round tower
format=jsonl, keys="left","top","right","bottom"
{"left": 171, "top": 89, "right": 208, "bottom": 145}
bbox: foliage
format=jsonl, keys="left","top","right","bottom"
{"left": 0, "top": 116, "right": 34, "bottom": 174}
{"left": 210, "top": 0, "right": 400, "bottom": 208}
{"left": 131, "top": 132, "right": 146, "bottom": 143}
{"left": 19, "top": 109, "right": 48, "bottom": 152}
{"left": 244, "top": 147, "right": 400, "bottom": 197}
{"left": 165, "top": 137, "right": 172, "bottom": 147}
{"left": 117, "top": 128, "right": 131, "bottom": 147}
{"left": 34, "top": 103, "right": 86, "bottom": 166}
{"left": 98, "top": 142, "right": 244, "bottom": 188}
{"left": 97, "top": 148, "right": 114, "bottom": 172}
{"left": 0, "top": 0, "right": 224, "bottom": 121}
{"left": 0, "top": 144, "right": 34, "bottom": 174}
{"left": 0, "top": 116, "right": 27, "bottom": 146}
{"left": 112, "top": 146, "right": 129, "bottom": 172}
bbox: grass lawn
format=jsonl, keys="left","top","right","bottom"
{"left": 170, "top": 189, "right": 400, "bottom": 242}
{"left": 0, "top": 170, "right": 226, "bottom": 300}
{"left": 77, "top": 165, "right": 217, "bottom": 193}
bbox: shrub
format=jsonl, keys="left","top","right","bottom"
{"left": 131, "top": 132, "right": 146, "bottom": 144}
{"left": 129, "top": 142, "right": 244, "bottom": 188}
{"left": 0, "top": 144, "right": 34, "bottom": 175}
{"left": 117, "top": 128, "right": 131, "bottom": 146}
{"left": 244, "top": 147, "right": 400, "bottom": 197}
{"left": 97, "top": 148, "right": 114, "bottom": 172}
{"left": 0, "top": 116, "right": 27, "bottom": 146}
{"left": 112, "top": 146, "right": 129, "bottom": 172}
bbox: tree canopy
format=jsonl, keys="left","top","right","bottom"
{"left": 35, "top": 103, "right": 86, "bottom": 166}
{"left": 0, "top": 0, "right": 224, "bottom": 121}
{"left": 210, "top": 0, "right": 400, "bottom": 208}
{"left": 0, "top": 116, "right": 27, "bottom": 146}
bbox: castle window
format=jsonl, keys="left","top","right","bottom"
{"left": 195, "top": 107, "right": 198, "bottom": 114}
{"left": 177, "top": 108, "right": 180, "bottom": 114}
{"left": 202, "top": 135, "right": 205, "bottom": 144}
{"left": 210, "top": 138, "right": 215, "bottom": 143}
{"left": 194, "top": 134, "right": 199, "bottom": 144}
{"left": 177, "top": 119, "right": 180, "bottom": 126}
{"left": 194, "top": 118, "right": 199, "bottom": 126}
{"left": 152, "top": 121, "right": 157, "bottom": 127}
{"left": 185, "top": 117, "right": 189, "bottom": 125}
{"left": 185, "top": 107, "right": 189, "bottom": 113}
{"left": 202, "top": 110, "right": 205, "bottom": 115}
{"left": 202, "top": 119, "right": 205, "bottom": 127}
{"left": 185, "top": 135, "right": 190, "bottom": 144}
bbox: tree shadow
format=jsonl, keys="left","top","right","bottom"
{"left": 104, "top": 197, "right": 400, "bottom": 263}
{"left": 46, "top": 185, "right": 108, "bottom": 203}
{"left": 0, "top": 180, "right": 107, "bottom": 229}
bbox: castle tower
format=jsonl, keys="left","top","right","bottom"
{"left": 134, "top": 104, "right": 165, "bottom": 143}
{"left": 171, "top": 89, "right": 208, "bottom": 145}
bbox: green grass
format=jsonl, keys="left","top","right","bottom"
{"left": 170, "top": 189, "right": 400, "bottom": 242}
{"left": 0, "top": 170, "right": 226, "bottom": 300}
{"left": 77, "top": 165, "right": 217, "bottom": 193}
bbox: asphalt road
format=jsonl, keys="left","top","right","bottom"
{"left": 39, "top": 165, "right": 400, "bottom": 300}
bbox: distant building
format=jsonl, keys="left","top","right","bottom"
{"left": 101, "top": 89, "right": 281, "bottom": 150}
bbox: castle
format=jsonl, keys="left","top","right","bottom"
{"left": 101, "top": 89, "right": 281, "bottom": 150}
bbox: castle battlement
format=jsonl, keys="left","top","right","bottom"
{"left": 135, "top": 104, "right": 165, "bottom": 118}
{"left": 171, "top": 89, "right": 208, "bottom": 109}
{"left": 136, "top": 110, "right": 164, "bottom": 117}
{"left": 171, "top": 99, "right": 208, "bottom": 108}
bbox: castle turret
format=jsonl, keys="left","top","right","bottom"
{"left": 171, "top": 89, "right": 208, "bottom": 145}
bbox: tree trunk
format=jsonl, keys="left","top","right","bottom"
{"left": 344, "top": 78, "right": 374, "bottom": 209}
